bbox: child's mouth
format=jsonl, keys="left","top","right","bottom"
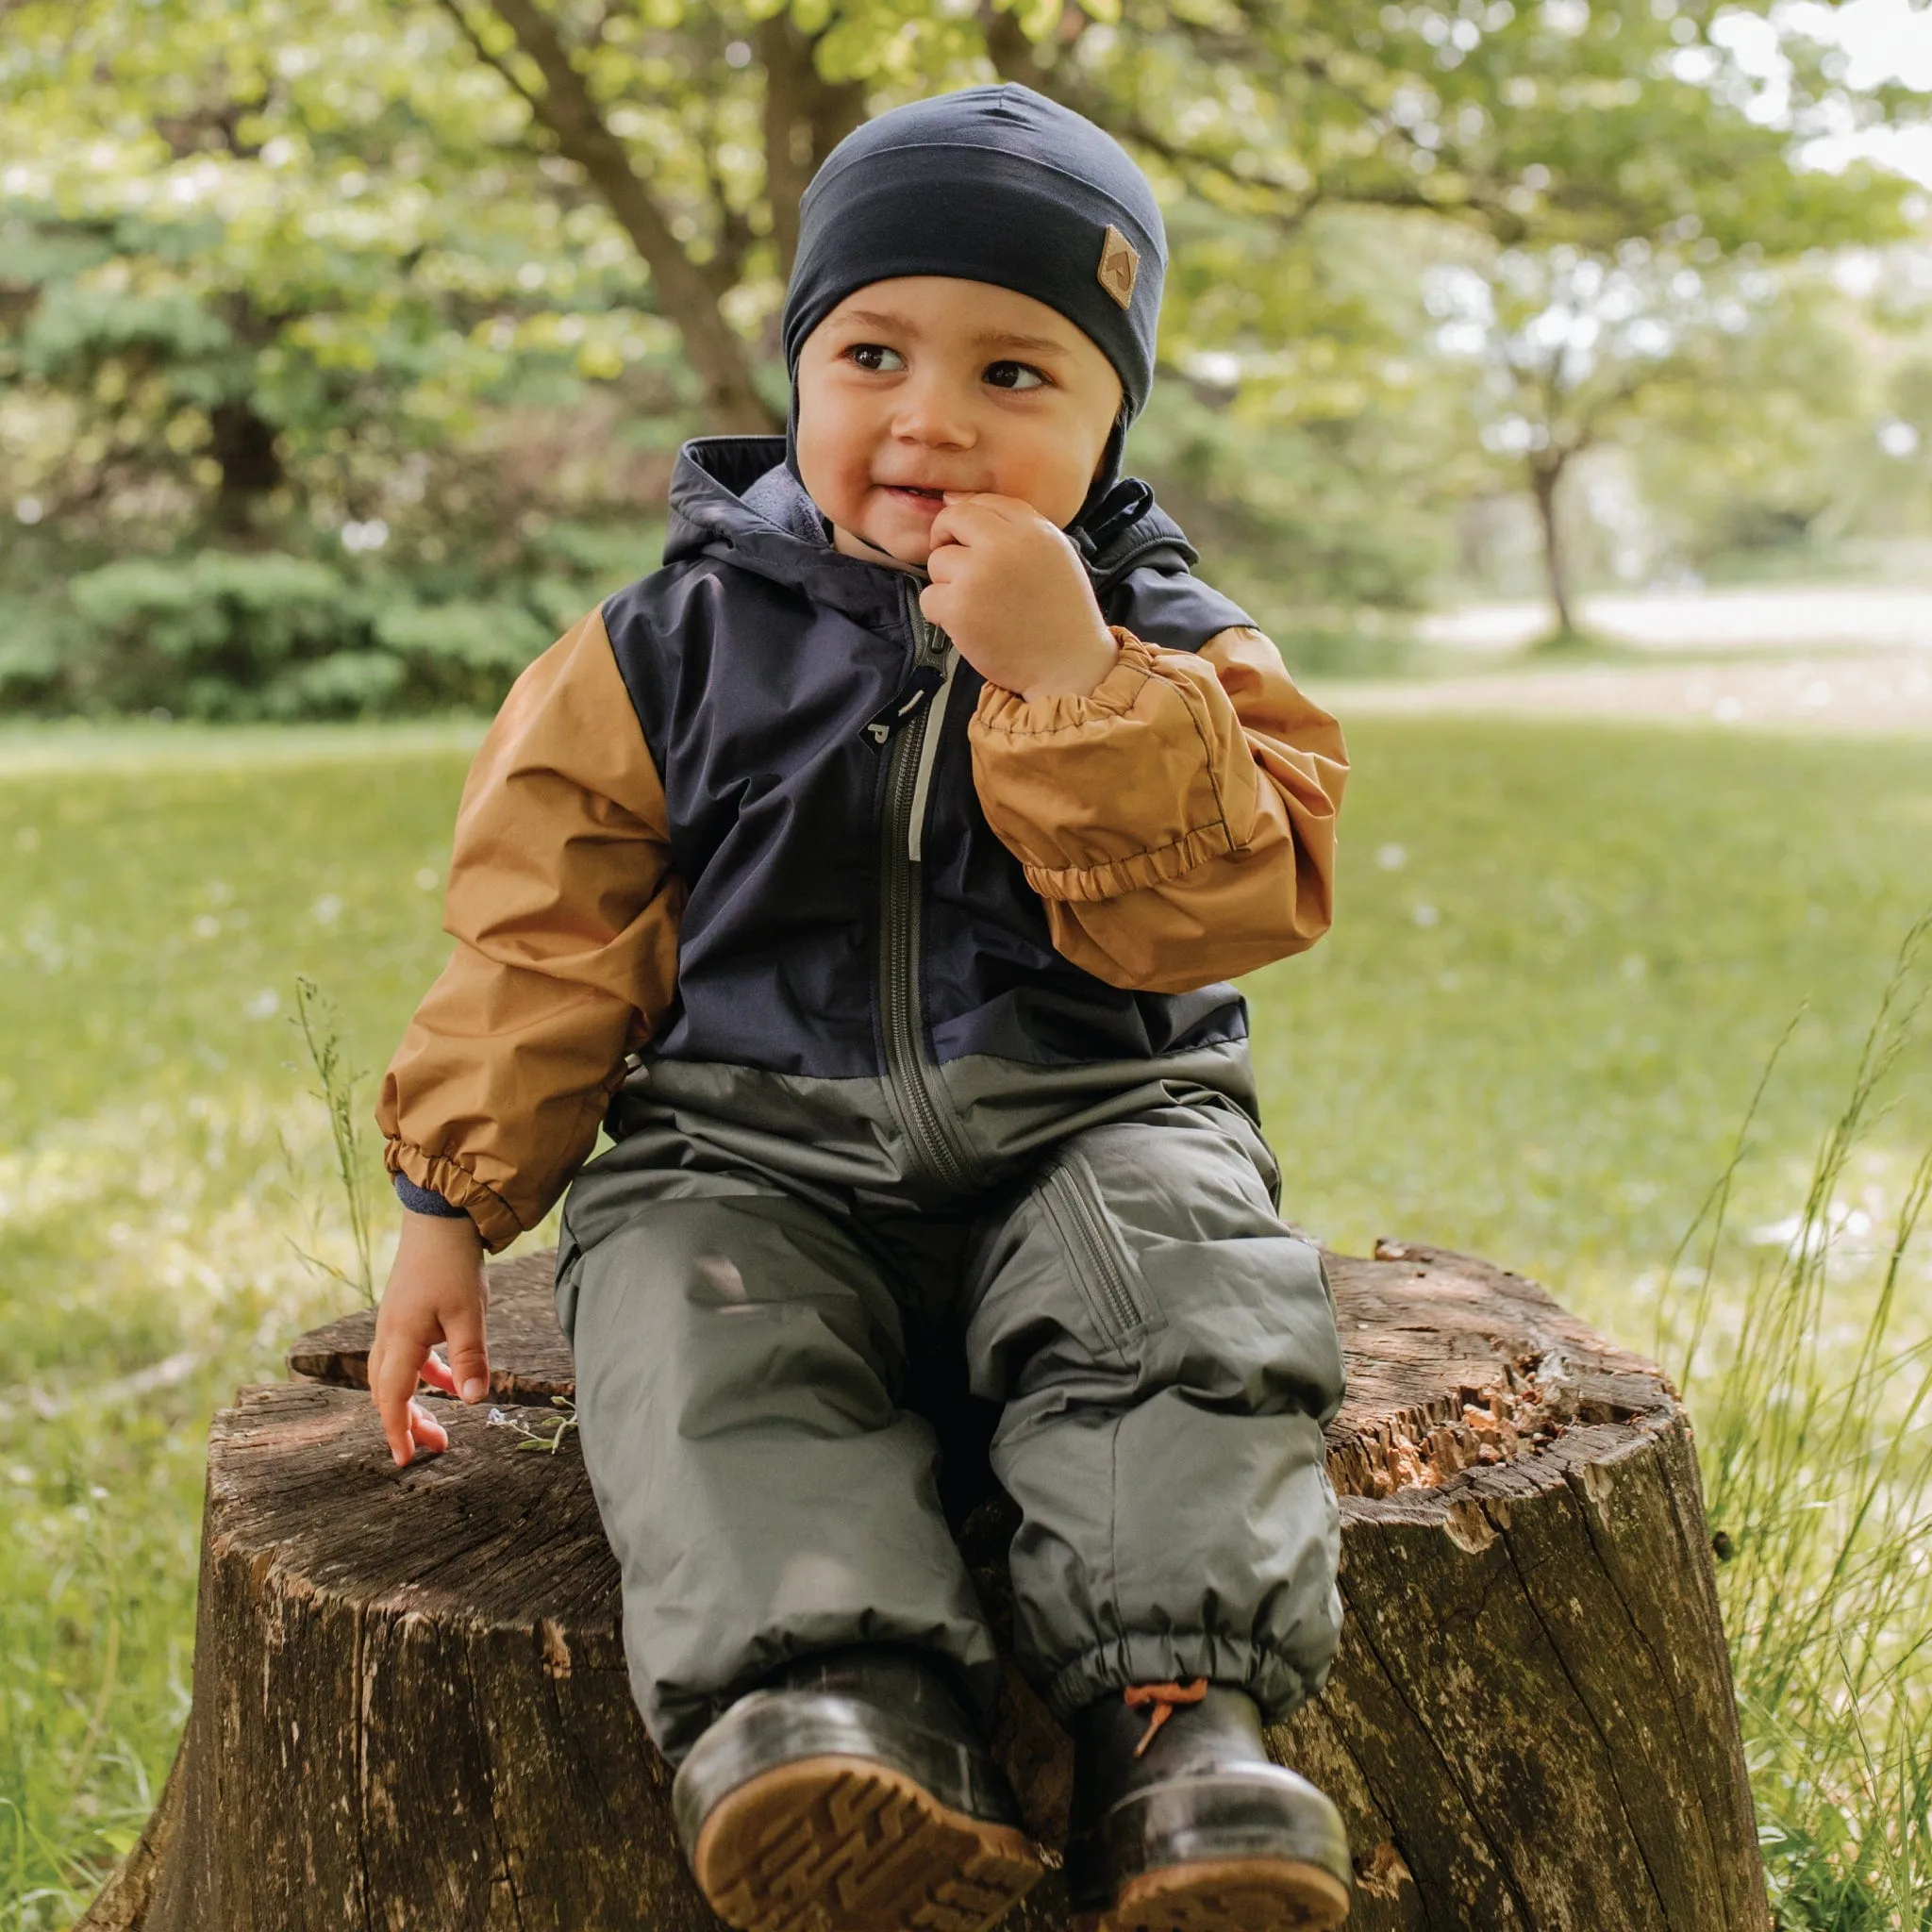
{"left": 880, "top": 484, "right": 947, "bottom": 508}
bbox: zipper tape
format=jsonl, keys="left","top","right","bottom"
{"left": 905, "top": 650, "right": 958, "bottom": 864}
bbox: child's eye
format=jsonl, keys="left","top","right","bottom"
{"left": 846, "top": 343, "right": 906, "bottom": 374}
{"left": 984, "top": 360, "right": 1048, "bottom": 391}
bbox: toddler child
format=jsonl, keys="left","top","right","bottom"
{"left": 367, "top": 83, "right": 1354, "bottom": 1932}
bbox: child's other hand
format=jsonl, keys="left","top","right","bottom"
{"left": 369, "top": 1208, "right": 491, "bottom": 1468}
{"left": 922, "top": 493, "right": 1118, "bottom": 700}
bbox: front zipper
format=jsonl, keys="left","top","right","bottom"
{"left": 1042, "top": 1151, "right": 1149, "bottom": 1341}
{"left": 875, "top": 585, "right": 974, "bottom": 1193}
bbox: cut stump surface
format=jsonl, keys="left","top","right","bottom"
{"left": 85, "top": 1242, "right": 1767, "bottom": 1932}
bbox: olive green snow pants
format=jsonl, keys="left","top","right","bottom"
{"left": 555, "top": 1097, "right": 1344, "bottom": 1762}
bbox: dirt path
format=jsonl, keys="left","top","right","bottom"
{"left": 1416, "top": 584, "right": 1932, "bottom": 656}
{"left": 1311, "top": 648, "right": 1932, "bottom": 733}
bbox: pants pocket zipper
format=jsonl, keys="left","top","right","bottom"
{"left": 1044, "top": 1153, "right": 1150, "bottom": 1342}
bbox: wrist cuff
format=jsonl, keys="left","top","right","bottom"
{"left": 393, "top": 1173, "right": 469, "bottom": 1219}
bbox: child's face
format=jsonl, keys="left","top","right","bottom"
{"left": 794, "top": 276, "right": 1124, "bottom": 567}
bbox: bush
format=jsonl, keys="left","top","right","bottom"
{"left": 0, "top": 550, "right": 575, "bottom": 719}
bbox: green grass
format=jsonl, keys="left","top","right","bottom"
{"left": 1, "top": 715, "right": 1929, "bottom": 1925}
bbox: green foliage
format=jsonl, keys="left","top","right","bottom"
{"left": 0, "top": 551, "right": 584, "bottom": 719}
{"left": 1628, "top": 258, "right": 1932, "bottom": 573}
{"left": 0, "top": 0, "right": 689, "bottom": 717}
{"left": 0, "top": 0, "right": 1920, "bottom": 713}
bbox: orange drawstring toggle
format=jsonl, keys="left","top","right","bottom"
{"left": 1123, "top": 1678, "right": 1209, "bottom": 1757}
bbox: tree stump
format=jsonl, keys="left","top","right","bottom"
{"left": 82, "top": 1242, "right": 1768, "bottom": 1932}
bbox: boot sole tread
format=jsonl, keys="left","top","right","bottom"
{"left": 691, "top": 1753, "right": 1043, "bottom": 1932}
{"left": 1106, "top": 1857, "right": 1352, "bottom": 1932}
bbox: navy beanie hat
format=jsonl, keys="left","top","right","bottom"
{"left": 780, "top": 84, "right": 1167, "bottom": 520}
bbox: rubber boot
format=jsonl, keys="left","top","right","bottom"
{"left": 1063, "top": 1683, "right": 1352, "bottom": 1931}
{"left": 672, "top": 1646, "right": 1043, "bottom": 1932}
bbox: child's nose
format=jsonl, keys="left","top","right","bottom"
{"left": 890, "top": 374, "right": 976, "bottom": 449}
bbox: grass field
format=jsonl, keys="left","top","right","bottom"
{"left": 2, "top": 713, "right": 1929, "bottom": 1926}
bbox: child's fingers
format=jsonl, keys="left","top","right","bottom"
{"left": 940, "top": 491, "right": 1029, "bottom": 520}
{"left": 929, "top": 497, "right": 996, "bottom": 546}
{"left": 924, "top": 504, "right": 969, "bottom": 555}
{"left": 370, "top": 1334, "right": 428, "bottom": 1467}
{"left": 924, "top": 541, "right": 966, "bottom": 586}
{"left": 407, "top": 1399, "right": 450, "bottom": 1457}
{"left": 417, "top": 1348, "right": 459, "bottom": 1397}
{"left": 441, "top": 1297, "right": 491, "bottom": 1405}
{"left": 919, "top": 580, "right": 965, "bottom": 633}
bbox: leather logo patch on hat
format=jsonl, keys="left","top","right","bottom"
{"left": 1097, "top": 225, "right": 1140, "bottom": 308}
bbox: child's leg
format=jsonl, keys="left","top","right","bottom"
{"left": 963, "top": 1102, "right": 1352, "bottom": 1923}
{"left": 962, "top": 1099, "right": 1345, "bottom": 1727}
{"left": 558, "top": 1173, "right": 998, "bottom": 1764}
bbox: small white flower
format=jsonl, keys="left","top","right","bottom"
{"left": 1876, "top": 418, "right": 1920, "bottom": 459}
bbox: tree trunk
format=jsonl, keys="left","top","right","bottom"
{"left": 1528, "top": 454, "right": 1576, "bottom": 643}
{"left": 758, "top": 15, "right": 865, "bottom": 283}
{"left": 206, "top": 398, "right": 283, "bottom": 537}
{"left": 84, "top": 1242, "right": 1768, "bottom": 1932}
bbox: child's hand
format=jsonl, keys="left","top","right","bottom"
{"left": 368, "top": 1208, "right": 491, "bottom": 1468}
{"left": 922, "top": 493, "right": 1119, "bottom": 700}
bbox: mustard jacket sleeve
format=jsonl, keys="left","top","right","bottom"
{"left": 376, "top": 608, "right": 684, "bottom": 1251}
{"left": 968, "top": 625, "right": 1346, "bottom": 994}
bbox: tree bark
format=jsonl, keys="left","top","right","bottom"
{"left": 206, "top": 398, "right": 283, "bottom": 538}
{"left": 441, "top": 0, "right": 776, "bottom": 434}
{"left": 85, "top": 1243, "right": 1768, "bottom": 1932}
{"left": 1528, "top": 453, "right": 1576, "bottom": 642}
{"left": 758, "top": 14, "right": 865, "bottom": 283}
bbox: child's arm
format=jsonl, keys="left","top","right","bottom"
{"left": 376, "top": 608, "right": 683, "bottom": 1248}
{"left": 371, "top": 608, "right": 682, "bottom": 1461}
{"left": 921, "top": 491, "right": 1343, "bottom": 996}
{"left": 969, "top": 623, "right": 1345, "bottom": 994}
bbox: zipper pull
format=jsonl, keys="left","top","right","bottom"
{"left": 862, "top": 663, "right": 945, "bottom": 746}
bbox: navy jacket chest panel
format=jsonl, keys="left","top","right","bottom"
{"left": 605, "top": 565, "right": 911, "bottom": 1075}
{"left": 606, "top": 565, "right": 908, "bottom": 872}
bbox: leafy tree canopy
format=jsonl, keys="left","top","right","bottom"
{"left": 0, "top": 0, "right": 1915, "bottom": 712}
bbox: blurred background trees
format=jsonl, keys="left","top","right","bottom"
{"left": 1, "top": 0, "right": 1925, "bottom": 713}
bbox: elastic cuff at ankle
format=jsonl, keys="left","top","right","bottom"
{"left": 1041, "top": 1633, "right": 1328, "bottom": 1727}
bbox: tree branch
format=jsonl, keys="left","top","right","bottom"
{"left": 988, "top": 6, "right": 1460, "bottom": 240}
{"left": 433, "top": 0, "right": 547, "bottom": 120}
{"left": 437, "top": 0, "right": 774, "bottom": 432}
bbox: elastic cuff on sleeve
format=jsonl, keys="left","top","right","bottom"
{"left": 384, "top": 1140, "right": 524, "bottom": 1252}
{"left": 1021, "top": 818, "right": 1235, "bottom": 904}
{"left": 393, "top": 1174, "right": 469, "bottom": 1219}
{"left": 974, "top": 630, "right": 1157, "bottom": 735}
